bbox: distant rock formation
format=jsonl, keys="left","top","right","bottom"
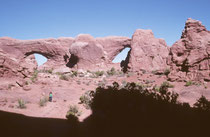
{"left": 1, "top": 18, "right": 210, "bottom": 81}
{"left": 0, "top": 37, "right": 73, "bottom": 78}
{"left": 168, "top": 18, "right": 210, "bottom": 81}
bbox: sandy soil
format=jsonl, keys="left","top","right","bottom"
{"left": 0, "top": 71, "right": 210, "bottom": 121}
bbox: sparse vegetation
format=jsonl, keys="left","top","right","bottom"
{"left": 194, "top": 95, "right": 210, "bottom": 111}
{"left": 59, "top": 74, "right": 69, "bottom": 81}
{"left": 94, "top": 71, "right": 104, "bottom": 77}
{"left": 55, "top": 72, "right": 62, "bottom": 75}
{"left": 66, "top": 105, "right": 82, "bottom": 118}
{"left": 160, "top": 81, "right": 174, "bottom": 88}
{"left": 18, "top": 99, "right": 26, "bottom": 109}
{"left": 106, "top": 67, "right": 116, "bottom": 76}
{"left": 47, "top": 68, "right": 53, "bottom": 74}
{"left": 71, "top": 71, "right": 78, "bottom": 77}
{"left": 30, "top": 70, "right": 38, "bottom": 82}
{"left": 39, "top": 96, "right": 48, "bottom": 107}
{"left": 185, "top": 80, "right": 196, "bottom": 87}
{"left": 164, "top": 68, "right": 170, "bottom": 76}
{"left": 79, "top": 90, "right": 94, "bottom": 109}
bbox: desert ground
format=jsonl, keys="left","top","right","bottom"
{"left": 1, "top": 68, "right": 210, "bottom": 121}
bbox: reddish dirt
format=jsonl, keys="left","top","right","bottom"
{"left": 0, "top": 72, "right": 210, "bottom": 121}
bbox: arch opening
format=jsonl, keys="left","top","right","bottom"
{"left": 112, "top": 47, "right": 131, "bottom": 63}
{"left": 34, "top": 53, "right": 48, "bottom": 67}
{"left": 112, "top": 47, "right": 131, "bottom": 73}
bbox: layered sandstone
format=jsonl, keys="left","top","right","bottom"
{"left": 168, "top": 18, "right": 210, "bottom": 81}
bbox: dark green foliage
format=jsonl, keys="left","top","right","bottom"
{"left": 185, "top": 80, "right": 196, "bottom": 86}
{"left": 194, "top": 95, "right": 210, "bottom": 111}
{"left": 94, "top": 71, "right": 104, "bottom": 77}
{"left": 84, "top": 82, "right": 210, "bottom": 137}
{"left": 66, "top": 105, "right": 81, "bottom": 119}
{"left": 79, "top": 91, "right": 94, "bottom": 109}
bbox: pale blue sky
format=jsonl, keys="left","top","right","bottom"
{"left": 1, "top": 0, "right": 210, "bottom": 65}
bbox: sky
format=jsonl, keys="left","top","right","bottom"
{"left": 1, "top": 0, "right": 210, "bottom": 65}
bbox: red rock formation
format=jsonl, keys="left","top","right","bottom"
{"left": 2, "top": 18, "right": 209, "bottom": 82}
{"left": 168, "top": 18, "right": 210, "bottom": 81}
{"left": 127, "top": 29, "right": 169, "bottom": 72}
{"left": 68, "top": 34, "right": 131, "bottom": 70}
{"left": 0, "top": 37, "right": 73, "bottom": 78}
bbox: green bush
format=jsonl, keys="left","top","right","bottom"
{"left": 79, "top": 90, "right": 94, "bottom": 109}
{"left": 185, "top": 81, "right": 195, "bottom": 87}
{"left": 107, "top": 67, "right": 116, "bottom": 76}
{"left": 194, "top": 95, "right": 210, "bottom": 111}
{"left": 39, "top": 96, "right": 48, "bottom": 107}
{"left": 95, "top": 71, "right": 104, "bottom": 77}
{"left": 30, "top": 70, "right": 38, "bottom": 82}
{"left": 66, "top": 105, "right": 82, "bottom": 118}
{"left": 18, "top": 99, "right": 26, "bottom": 109}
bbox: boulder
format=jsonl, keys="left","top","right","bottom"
{"left": 127, "top": 29, "right": 169, "bottom": 72}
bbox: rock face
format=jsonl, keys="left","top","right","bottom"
{"left": 68, "top": 34, "right": 131, "bottom": 70}
{"left": 0, "top": 37, "right": 74, "bottom": 78}
{"left": 168, "top": 18, "right": 210, "bottom": 81}
{"left": 1, "top": 18, "right": 209, "bottom": 82}
{"left": 127, "top": 29, "right": 169, "bottom": 72}
{"left": 0, "top": 35, "right": 131, "bottom": 77}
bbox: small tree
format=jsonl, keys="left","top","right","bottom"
{"left": 194, "top": 95, "right": 210, "bottom": 111}
{"left": 66, "top": 105, "right": 82, "bottom": 119}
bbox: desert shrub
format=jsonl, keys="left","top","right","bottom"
{"left": 71, "top": 71, "right": 78, "bottom": 77}
{"left": 97, "top": 78, "right": 107, "bottom": 87}
{"left": 79, "top": 90, "right": 94, "bottom": 109}
{"left": 66, "top": 105, "right": 82, "bottom": 119}
{"left": 194, "top": 95, "right": 210, "bottom": 111}
{"left": 55, "top": 72, "right": 62, "bottom": 75}
{"left": 106, "top": 67, "right": 116, "bottom": 76}
{"left": 185, "top": 80, "right": 196, "bottom": 87}
{"left": 39, "top": 96, "right": 48, "bottom": 107}
{"left": 95, "top": 71, "right": 104, "bottom": 77}
{"left": 153, "top": 85, "right": 160, "bottom": 92}
{"left": 18, "top": 99, "right": 26, "bottom": 109}
{"left": 30, "top": 70, "right": 38, "bottom": 82}
{"left": 164, "top": 68, "right": 170, "bottom": 76}
{"left": 60, "top": 74, "right": 69, "bottom": 81}
{"left": 47, "top": 68, "right": 53, "bottom": 74}
{"left": 160, "top": 81, "right": 174, "bottom": 88}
